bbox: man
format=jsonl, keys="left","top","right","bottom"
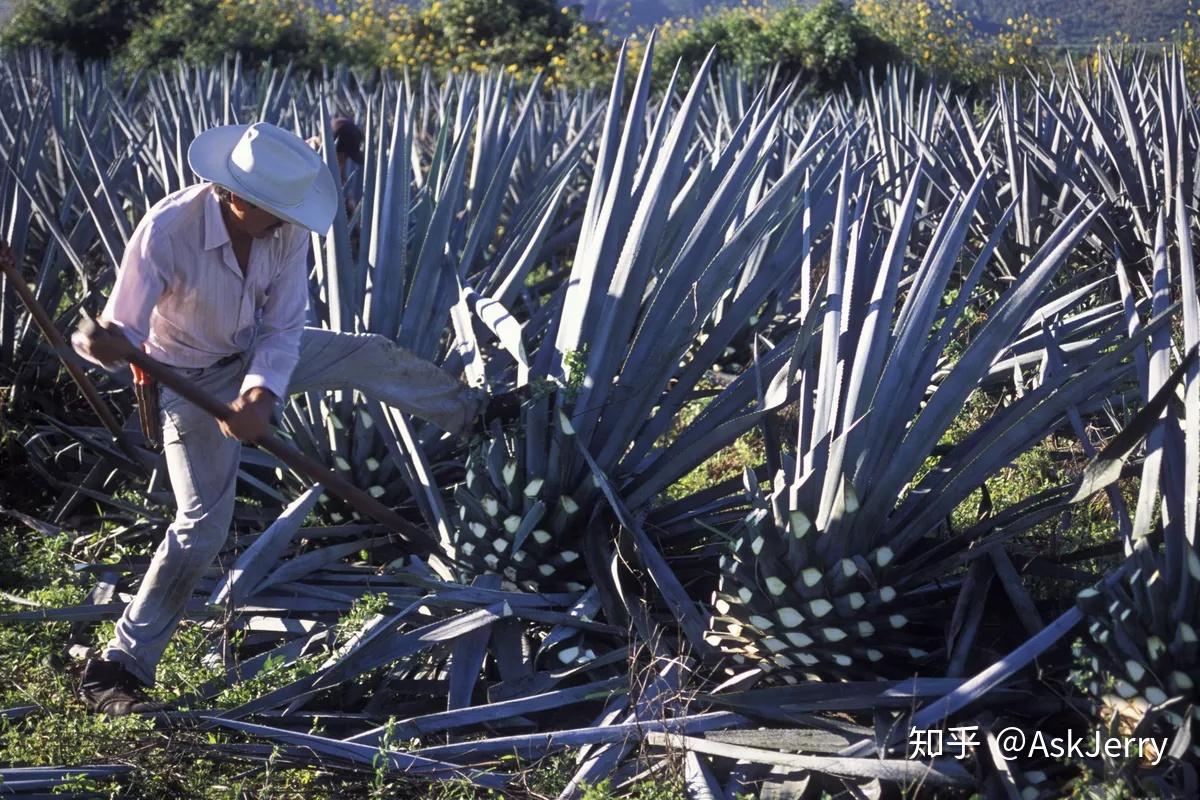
{"left": 331, "top": 116, "right": 364, "bottom": 178}
{"left": 307, "top": 117, "right": 363, "bottom": 248}
{"left": 71, "top": 121, "right": 513, "bottom": 715}
{"left": 307, "top": 116, "right": 363, "bottom": 181}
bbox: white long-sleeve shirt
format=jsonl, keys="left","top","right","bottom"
{"left": 94, "top": 183, "right": 309, "bottom": 400}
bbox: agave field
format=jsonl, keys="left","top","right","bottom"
{"left": 1, "top": 41, "right": 1199, "bottom": 798}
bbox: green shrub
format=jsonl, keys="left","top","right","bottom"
{"left": 652, "top": 0, "right": 891, "bottom": 88}
{"left": 1, "top": 0, "right": 161, "bottom": 60}
{"left": 854, "top": 0, "right": 1059, "bottom": 83}
{"left": 355, "top": 0, "right": 614, "bottom": 87}
{"left": 122, "top": 0, "right": 315, "bottom": 72}
{"left": 0, "top": 0, "right": 1069, "bottom": 90}
{"left": 4, "top": 0, "right": 616, "bottom": 87}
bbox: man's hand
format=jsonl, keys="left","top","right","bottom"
{"left": 71, "top": 316, "right": 136, "bottom": 369}
{"left": 220, "top": 387, "right": 276, "bottom": 443}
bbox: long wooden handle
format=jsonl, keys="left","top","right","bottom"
{"left": 1, "top": 260, "right": 126, "bottom": 436}
{"left": 75, "top": 316, "right": 452, "bottom": 561}
{"left": 0, "top": 258, "right": 153, "bottom": 473}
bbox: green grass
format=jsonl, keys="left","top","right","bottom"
{"left": 930, "top": 387, "right": 1124, "bottom": 602}
{"left": 581, "top": 779, "right": 685, "bottom": 800}
{"left": 663, "top": 376, "right": 766, "bottom": 502}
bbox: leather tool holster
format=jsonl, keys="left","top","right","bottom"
{"left": 131, "top": 363, "right": 161, "bottom": 447}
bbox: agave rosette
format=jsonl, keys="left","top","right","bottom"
{"left": 708, "top": 155, "right": 1151, "bottom": 681}
{"left": 442, "top": 37, "right": 849, "bottom": 602}
{"left": 451, "top": 395, "right": 590, "bottom": 592}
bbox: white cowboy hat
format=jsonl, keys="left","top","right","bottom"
{"left": 187, "top": 122, "right": 337, "bottom": 234}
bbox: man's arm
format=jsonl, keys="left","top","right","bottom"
{"left": 220, "top": 228, "right": 308, "bottom": 442}
{"left": 71, "top": 217, "right": 167, "bottom": 369}
{"left": 240, "top": 227, "right": 308, "bottom": 400}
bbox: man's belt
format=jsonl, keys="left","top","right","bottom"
{"left": 213, "top": 352, "right": 243, "bottom": 368}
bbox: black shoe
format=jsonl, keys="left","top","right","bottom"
{"left": 79, "top": 658, "right": 165, "bottom": 716}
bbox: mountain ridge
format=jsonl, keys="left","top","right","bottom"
{"left": 576, "top": 0, "right": 1189, "bottom": 43}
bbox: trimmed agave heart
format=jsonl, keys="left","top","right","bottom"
{"left": 1075, "top": 551, "right": 1200, "bottom": 762}
{"left": 710, "top": 496, "right": 930, "bottom": 680}
{"left": 452, "top": 392, "right": 591, "bottom": 593}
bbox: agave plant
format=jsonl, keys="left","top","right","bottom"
{"left": 0, "top": 54, "right": 130, "bottom": 409}
{"left": 1072, "top": 194, "right": 1200, "bottom": 778}
{"left": 1077, "top": 542, "right": 1200, "bottom": 763}
{"left": 707, "top": 153, "right": 1155, "bottom": 681}
{"left": 989, "top": 55, "right": 1200, "bottom": 777}
{"left": 441, "top": 38, "right": 849, "bottom": 607}
{"left": 1013, "top": 53, "right": 1195, "bottom": 271}
{"left": 272, "top": 71, "right": 594, "bottom": 519}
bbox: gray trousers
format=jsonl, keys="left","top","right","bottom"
{"left": 104, "top": 328, "right": 483, "bottom": 684}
